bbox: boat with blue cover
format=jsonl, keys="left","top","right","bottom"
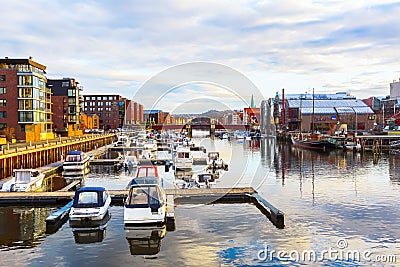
{"left": 69, "top": 187, "right": 111, "bottom": 227}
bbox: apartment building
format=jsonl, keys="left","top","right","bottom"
{"left": 0, "top": 57, "right": 53, "bottom": 141}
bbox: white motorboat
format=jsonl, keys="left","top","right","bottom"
{"left": 144, "top": 139, "right": 157, "bottom": 151}
{"left": 235, "top": 131, "right": 245, "bottom": 139}
{"left": 137, "top": 131, "right": 147, "bottom": 141}
{"left": 69, "top": 187, "right": 111, "bottom": 227}
{"left": 174, "top": 147, "right": 193, "bottom": 171}
{"left": 174, "top": 179, "right": 188, "bottom": 189}
{"left": 63, "top": 150, "right": 90, "bottom": 173}
{"left": 245, "top": 132, "right": 252, "bottom": 141}
{"left": 124, "top": 155, "right": 138, "bottom": 168}
{"left": 1, "top": 169, "right": 45, "bottom": 192}
{"left": 344, "top": 139, "right": 362, "bottom": 152}
{"left": 207, "top": 152, "right": 228, "bottom": 170}
{"left": 116, "top": 134, "right": 130, "bottom": 147}
{"left": 196, "top": 173, "right": 216, "bottom": 188}
{"left": 124, "top": 183, "right": 167, "bottom": 225}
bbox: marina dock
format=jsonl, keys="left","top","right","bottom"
{"left": 0, "top": 187, "right": 285, "bottom": 229}
{"left": 0, "top": 134, "right": 115, "bottom": 180}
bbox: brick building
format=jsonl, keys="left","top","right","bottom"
{"left": 144, "top": 110, "right": 164, "bottom": 126}
{"left": 47, "top": 77, "right": 83, "bottom": 136}
{"left": 0, "top": 57, "right": 53, "bottom": 141}
{"left": 125, "top": 100, "right": 144, "bottom": 125}
{"left": 83, "top": 94, "right": 126, "bottom": 130}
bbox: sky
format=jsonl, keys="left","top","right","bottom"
{"left": 1, "top": 0, "right": 400, "bottom": 113}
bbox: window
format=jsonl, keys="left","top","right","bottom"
{"left": 0, "top": 75, "right": 5, "bottom": 82}
{"left": 0, "top": 100, "right": 5, "bottom": 107}
{"left": 97, "top": 96, "right": 101, "bottom": 100}
{"left": 68, "top": 89, "right": 76, "bottom": 97}
{"left": 0, "top": 111, "right": 6, "bottom": 118}
{"left": 109, "top": 96, "right": 113, "bottom": 100}
{"left": 68, "top": 106, "right": 76, "bottom": 114}
{"left": 103, "top": 96, "right": 107, "bottom": 100}
{"left": 18, "top": 111, "right": 32, "bottom": 121}
{"left": 62, "top": 81, "right": 69, "bottom": 87}
{"left": 18, "top": 75, "right": 32, "bottom": 86}
{"left": 91, "top": 96, "right": 95, "bottom": 100}
{"left": 0, "top": 123, "right": 6, "bottom": 130}
{"left": 0, "top": 87, "right": 5, "bottom": 94}
{"left": 77, "top": 192, "right": 98, "bottom": 205}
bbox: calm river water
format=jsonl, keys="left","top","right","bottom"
{"left": 0, "top": 135, "right": 399, "bottom": 266}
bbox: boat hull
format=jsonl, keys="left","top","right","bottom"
{"left": 124, "top": 206, "right": 166, "bottom": 225}
{"left": 292, "top": 137, "right": 329, "bottom": 151}
{"left": 69, "top": 198, "right": 111, "bottom": 226}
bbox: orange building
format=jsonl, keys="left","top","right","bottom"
{"left": 80, "top": 114, "right": 99, "bottom": 131}
{"left": 243, "top": 107, "right": 260, "bottom": 125}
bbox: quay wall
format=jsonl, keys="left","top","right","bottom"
{"left": 0, "top": 134, "right": 115, "bottom": 180}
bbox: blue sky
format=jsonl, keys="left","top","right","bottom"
{"left": 1, "top": 0, "right": 400, "bottom": 112}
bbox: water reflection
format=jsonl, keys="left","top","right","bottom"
{"left": 125, "top": 226, "right": 166, "bottom": 256}
{"left": 71, "top": 212, "right": 111, "bottom": 244}
{"left": 1, "top": 138, "right": 400, "bottom": 265}
{"left": 0, "top": 207, "right": 49, "bottom": 249}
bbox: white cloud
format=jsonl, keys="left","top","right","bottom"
{"left": 1, "top": 0, "right": 400, "bottom": 111}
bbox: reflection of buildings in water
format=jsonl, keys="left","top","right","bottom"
{"left": 388, "top": 154, "right": 400, "bottom": 185}
{"left": 125, "top": 226, "right": 166, "bottom": 256}
{"left": 259, "top": 138, "right": 276, "bottom": 169}
{"left": 248, "top": 139, "right": 260, "bottom": 151}
{"left": 0, "top": 207, "right": 49, "bottom": 247}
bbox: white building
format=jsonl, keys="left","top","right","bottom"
{"left": 390, "top": 79, "right": 400, "bottom": 99}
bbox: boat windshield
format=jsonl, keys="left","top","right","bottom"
{"left": 14, "top": 171, "right": 31, "bottom": 183}
{"left": 136, "top": 167, "right": 157, "bottom": 177}
{"left": 77, "top": 192, "right": 98, "bottom": 205}
{"left": 66, "top": 155, "right": 83, "bottom": 162}
{"left": 126, "top": 186, "right": 161, "bottom": 208}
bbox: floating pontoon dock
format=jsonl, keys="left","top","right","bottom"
{"left": 0, "top": 187, "right": 285, "bottom": 229}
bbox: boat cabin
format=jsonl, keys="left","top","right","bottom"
{"left": 198, "top": 173, "right": 215, "bottom": 183}
{"left": 65, "top": 150, "right": 87, "bottom": 162}
{"left": 208, "top": 152, "right": 220, "bottom": 161}
{"left": 135, "top": 165, "right": 159, "bottom": 178}
{"left": 14, "top": 169, "right": 40, "bottom": 184}
{"left": 72, "top": 187, "right": 109, "bottom": 209}
{"left": 125, "top": 185, "right": 165, "bottom": 213}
